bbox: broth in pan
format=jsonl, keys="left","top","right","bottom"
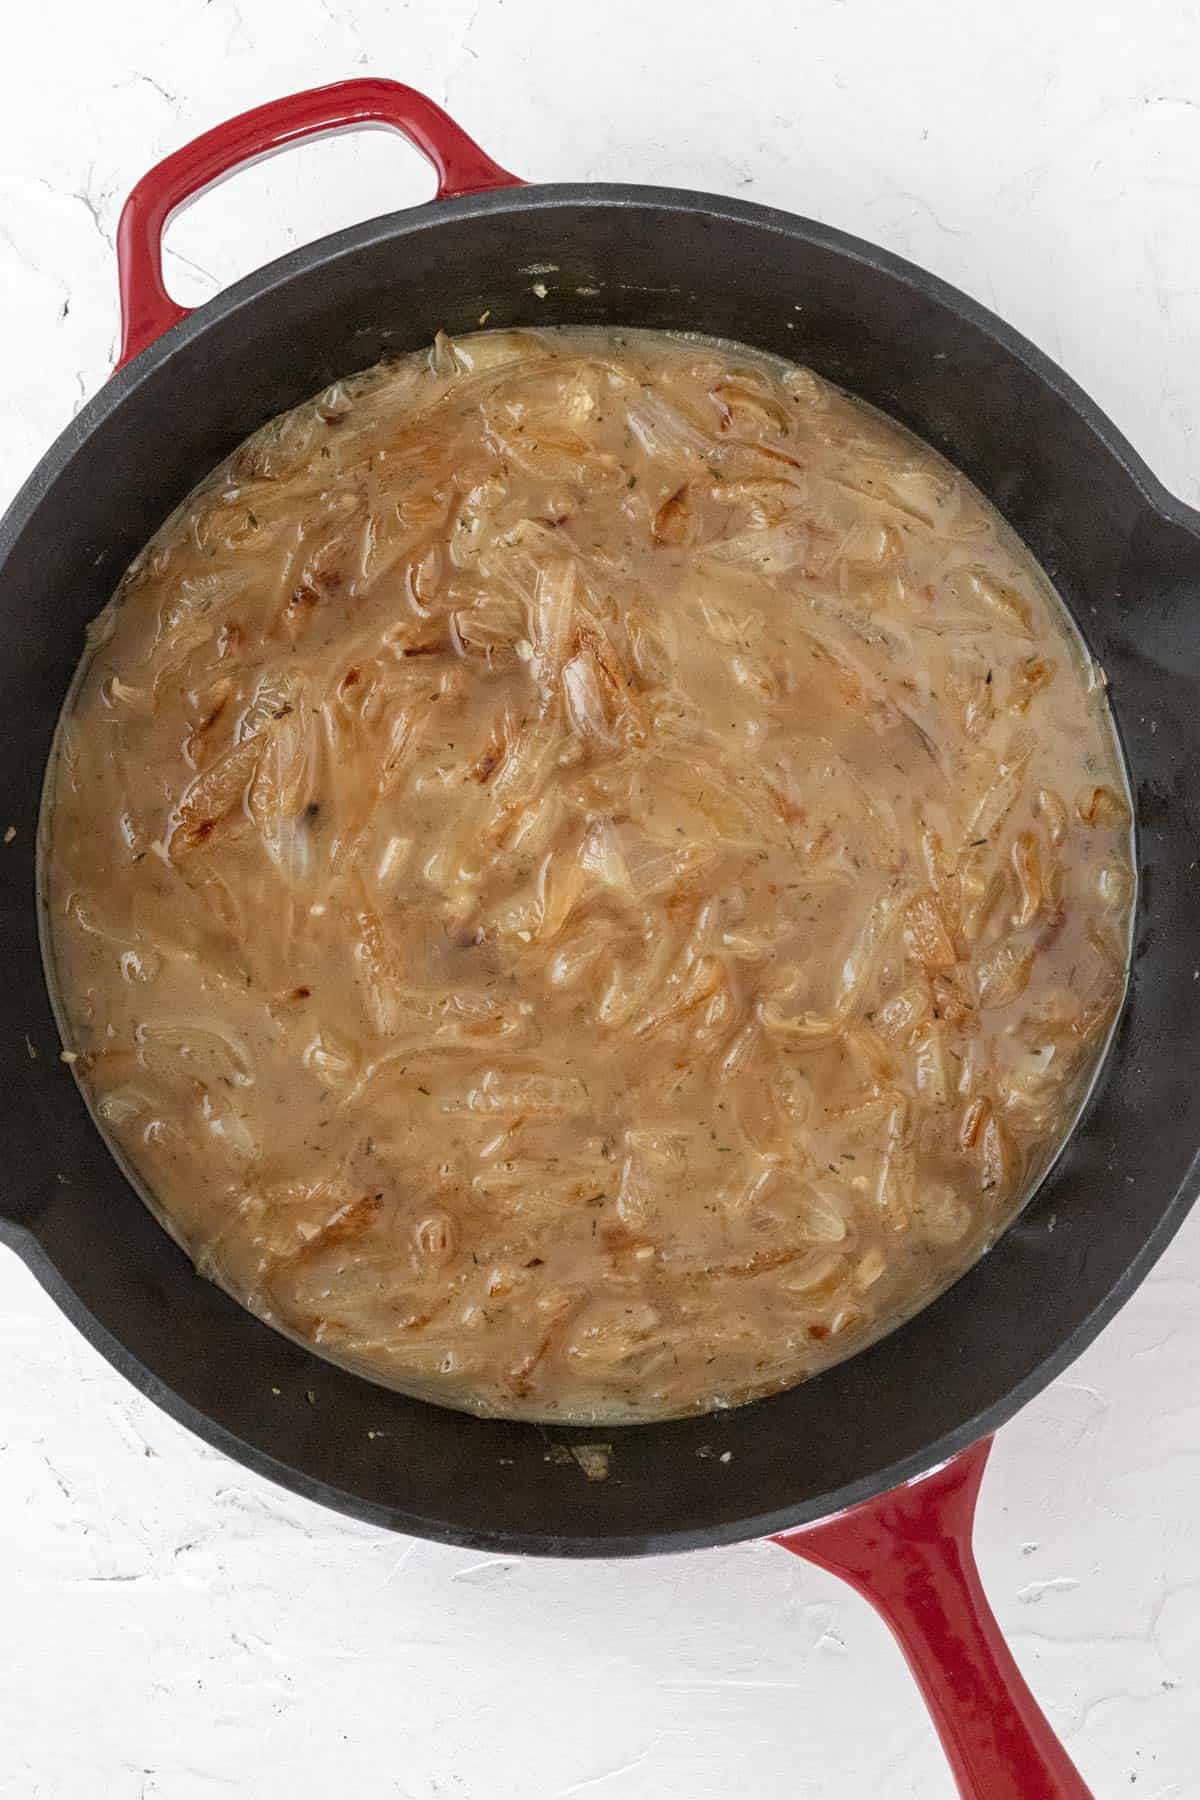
{"left": 43, "top": 328, "right": 1134, "bottom": 1421}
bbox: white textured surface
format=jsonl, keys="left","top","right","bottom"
{"left": 2, "top": 2, "right": 1199, "bottom": 1793}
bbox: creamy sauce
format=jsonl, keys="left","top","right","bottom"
{"left": 42, "top": 328, "right": 1135, "bottom": 1421}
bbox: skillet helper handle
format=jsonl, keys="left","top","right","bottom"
{"left": 773, "top": 1439, "right": 1092, "bottom": 1800}
{"left": 115, "top": 77, "right": 524, "bottom": 367}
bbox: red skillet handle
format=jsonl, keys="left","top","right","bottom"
{"left": 774, "top": 1439, "right": 1091, "bottom": 1799}
{"left": 115, "top": 77, "right": 523, "bottom": 367}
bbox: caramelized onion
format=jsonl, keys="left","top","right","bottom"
{"left": 45, "top": 326, "right": 1134, "bottom": 1424}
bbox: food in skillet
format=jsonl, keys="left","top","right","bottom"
{"left": 43, "top": 327, "right": 1134, "bottom": 1421}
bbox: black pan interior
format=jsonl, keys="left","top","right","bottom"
{"left": 2, "top": 187, "right": 1198, "bottom": 1553}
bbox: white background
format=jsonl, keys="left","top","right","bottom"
{"left": 2, "top": 2, "right": 1199, "bottom": 1794}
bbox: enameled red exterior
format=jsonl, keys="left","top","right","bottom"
{"left": 115, "top": 77, "right": 523, "bottom": 366}
{"left": 775, "top": 1440, "right": 1092, "bottom": 1798}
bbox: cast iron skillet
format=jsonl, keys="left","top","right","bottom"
{"left": 2, "top": 79, "right": 1198, "bottom": 1798}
